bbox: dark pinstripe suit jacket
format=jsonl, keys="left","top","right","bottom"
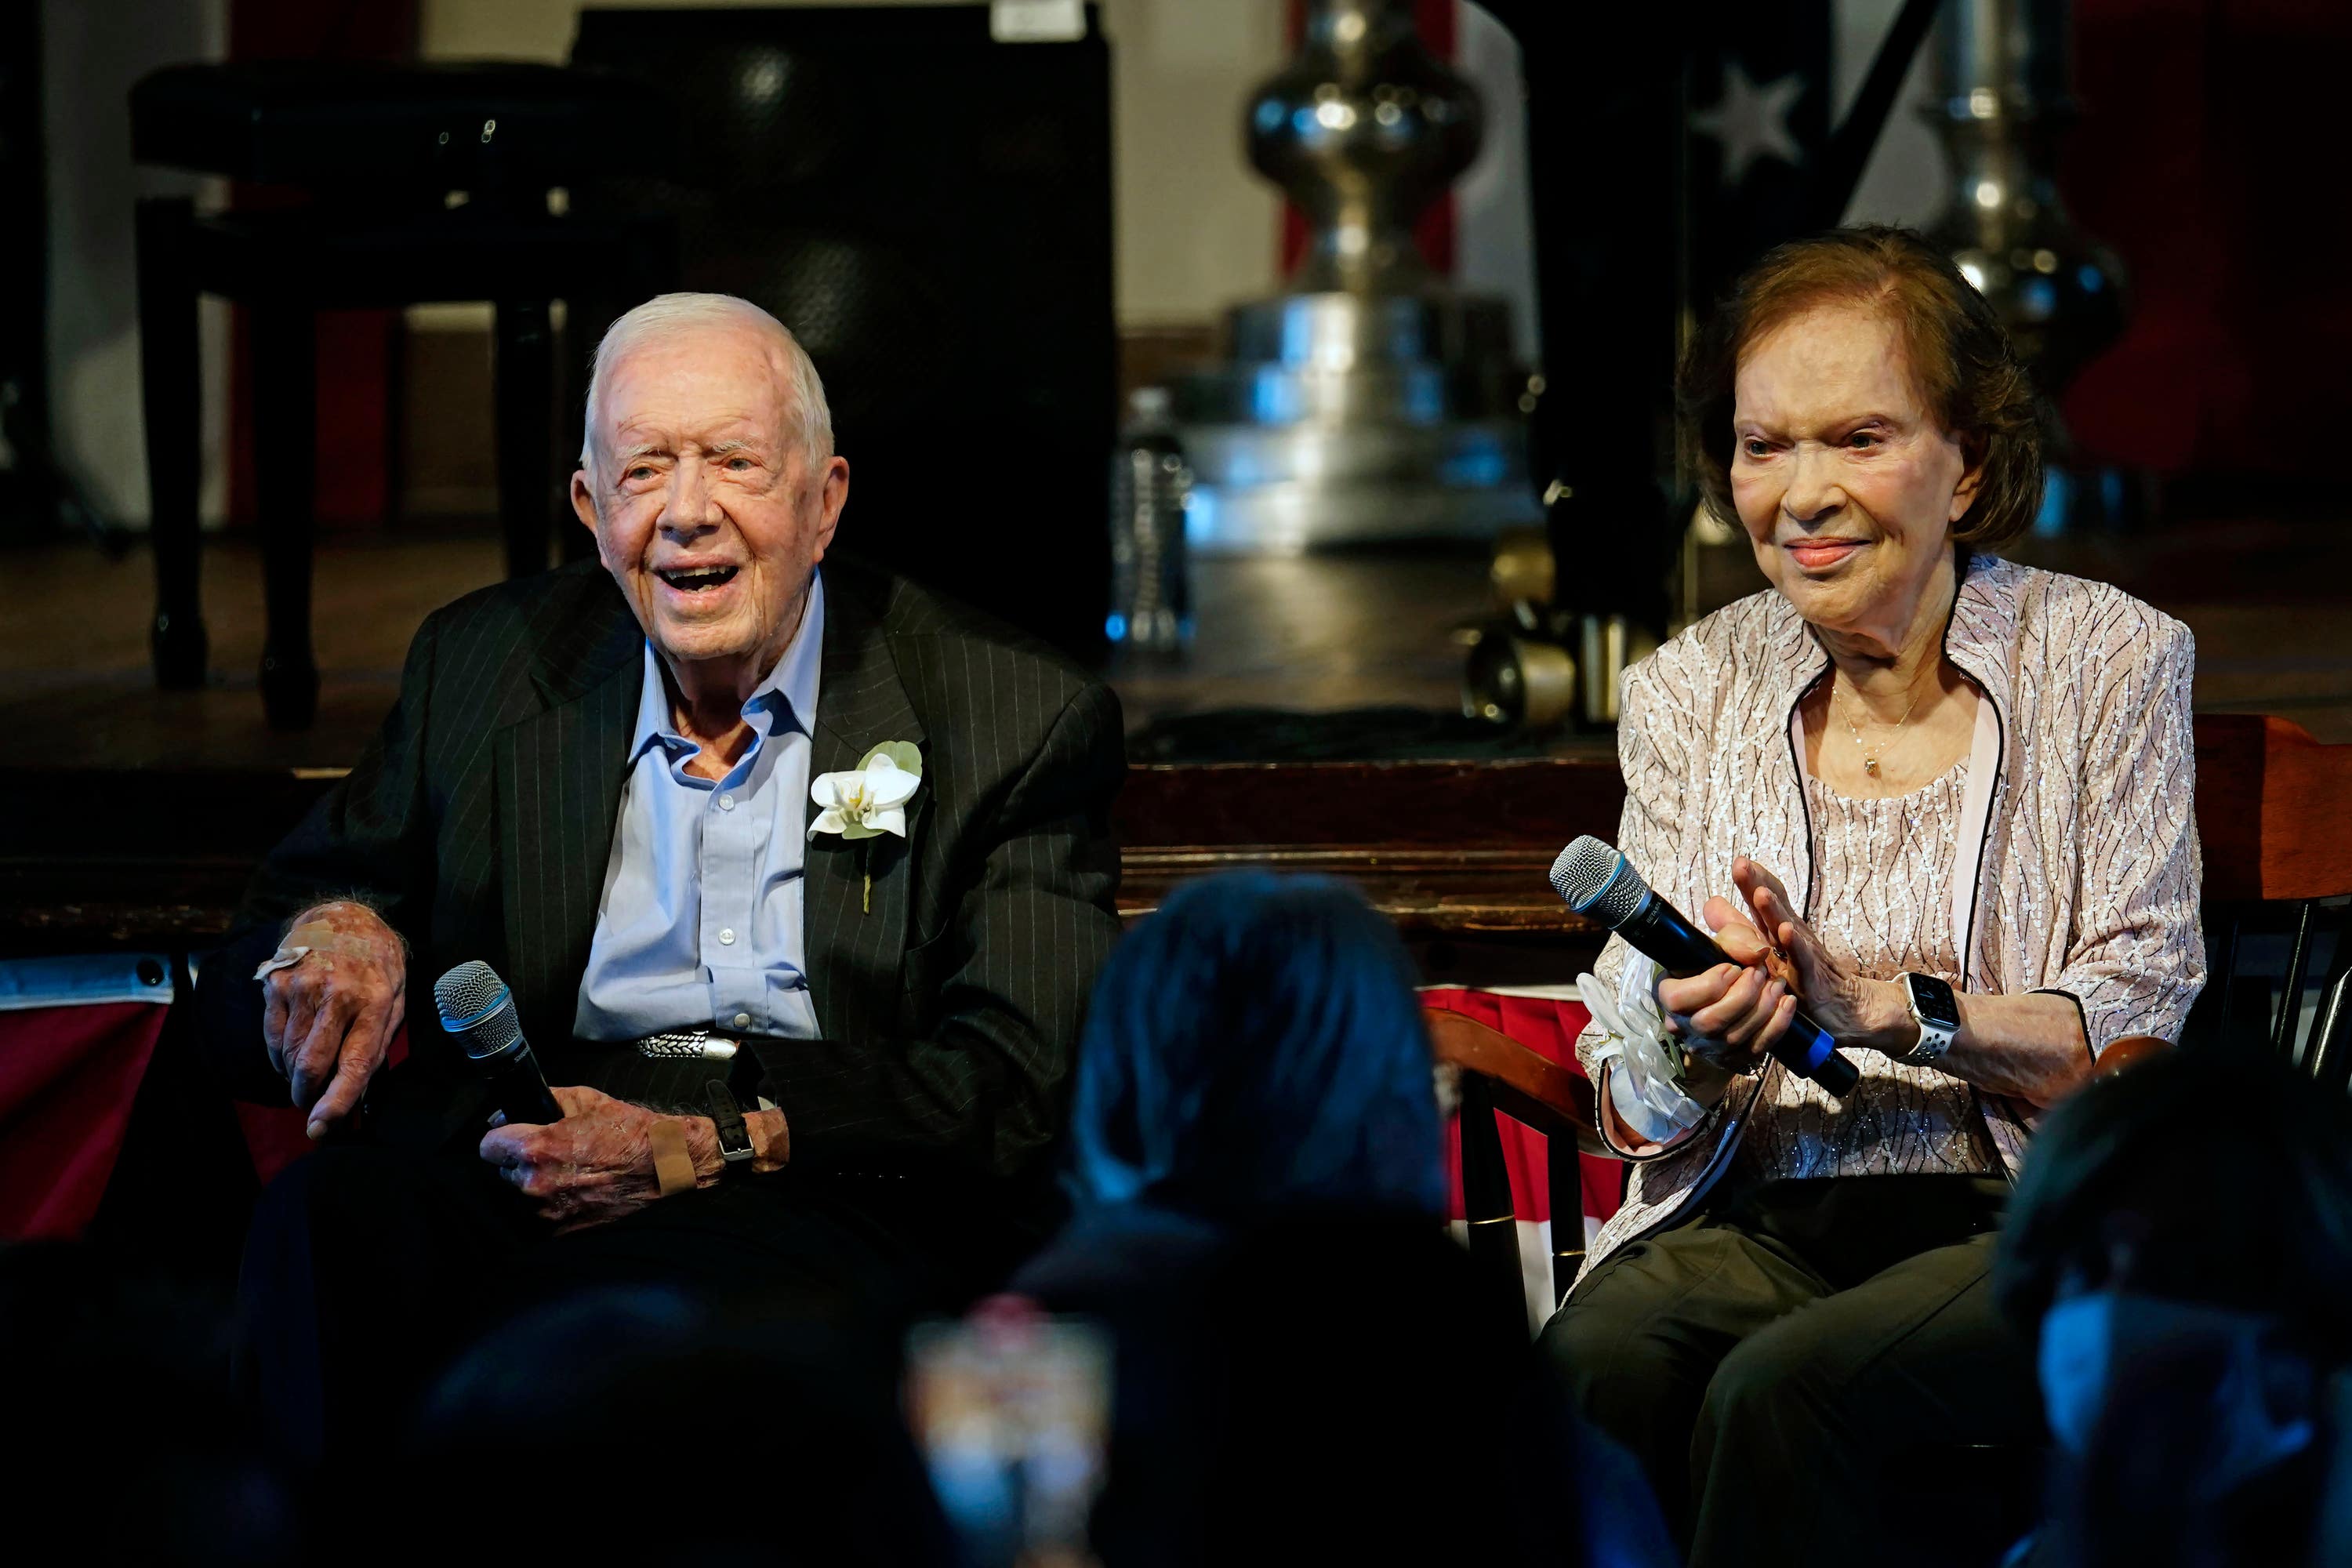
{"left": 199, "top": 556, "right": 1125, "bottom": 1181}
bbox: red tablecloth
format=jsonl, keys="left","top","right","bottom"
{"left": 0, "top": 950, "right": 416, "bottom": 1238}
{"left": 0, "top": 998, "right": 169, "bottom": 1240}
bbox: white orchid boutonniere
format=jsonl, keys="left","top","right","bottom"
{"left": 809, "top": 742, "right": 922, "bottom": 913}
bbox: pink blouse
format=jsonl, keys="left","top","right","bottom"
{"left": 1573, "top": 554, "right": 2204, "bottom": 1286}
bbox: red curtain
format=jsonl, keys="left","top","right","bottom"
{"left": 2062, "top": 0, "right": 2352, "bottom": 478}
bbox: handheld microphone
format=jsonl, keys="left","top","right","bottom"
{"left": 1550, "top": 837, "right": 1861, "bottom": 1098}
{"left": 432, "top": 960, "right": 566, "bottom": 1126}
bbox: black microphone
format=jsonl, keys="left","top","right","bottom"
{"left": 1551, "top": 837, "right": 1861, "bottom": 1098}
{"left": 432, "top": 960, "right": 566, "bottom": 1126}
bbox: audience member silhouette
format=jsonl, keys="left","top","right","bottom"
{"left": 392, "top": 1285, "right": 955, "bottom": 1566}
{"left": 0, "top": 1242, "right": 299, "bottom": 1566}
{"left": 1013, "top": 872, "right": 1675, "bottom": 1568}
{"left": 1996, "top": 1047, "right": 2352, "bottom": 1568}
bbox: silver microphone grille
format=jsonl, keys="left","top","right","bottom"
{"left": 1548, "top": 836, "right": 1650, "bottom": 927}
{"left": 432, "top": 960, "right": 520, "bottom": 1061}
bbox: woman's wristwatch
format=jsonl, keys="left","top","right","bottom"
{"left": 1896, "top": 973, "right": 1962, "bottom": 1066}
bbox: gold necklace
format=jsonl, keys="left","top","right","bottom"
{"left": 1836, "top": 679, "right": 1924, "bottom": 778}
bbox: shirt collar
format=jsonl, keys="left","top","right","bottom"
{"left": 629, "top": 568, "right": 827, "bottom": 762}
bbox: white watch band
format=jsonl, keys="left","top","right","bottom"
{"left": 1900, "top": 975, "right": 1959, "bottom": 1065}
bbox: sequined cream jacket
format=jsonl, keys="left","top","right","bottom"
{"left": 1573, "top": 554, "right": 2204, "bottom": 1284}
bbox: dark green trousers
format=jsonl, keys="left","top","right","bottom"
{"left": 1537, "top": 1174, "right": 2042, "bottom": 1568}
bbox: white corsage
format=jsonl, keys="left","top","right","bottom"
{"left": 810, "top": 742, "right": 922, "bottom": 913}
{"left": 1577, "top": 953, "right": 1708, "bottom": 1146}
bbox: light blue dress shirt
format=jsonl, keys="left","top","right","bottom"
{"left": 573, "top": 572, "right": 826, "bottom": 1043}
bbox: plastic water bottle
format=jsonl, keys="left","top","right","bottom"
{"left": 1107, "top": 387, "right": 1192, "bottom": 653}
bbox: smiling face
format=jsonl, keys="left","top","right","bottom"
{"left": 571, "top": 321, "right": 848, "bottom": 689}
{"left": 1729, "top": 298, "right": 1982, "bottom": 645}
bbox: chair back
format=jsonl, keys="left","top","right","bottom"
{"left": 1425, "top": 1005, "right": 1603, "bottom": 1330}
{"left": 2192, "top": 715, "right": 2352, "bottom": 1082}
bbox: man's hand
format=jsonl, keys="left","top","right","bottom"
{"left": 262, "top": 900, "right": 405, "bottom": 1139}
{"left": 477, "top": 1086, "right": 719, "bottom": 1234}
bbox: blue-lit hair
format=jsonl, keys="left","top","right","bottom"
{"left": 1066, "top": 872, "right": 1444, "bottom": 1220}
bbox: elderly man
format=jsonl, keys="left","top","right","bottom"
{"left": 199, "top": 293, "right": 1123, "bottom": 1458}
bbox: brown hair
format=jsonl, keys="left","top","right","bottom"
{"left": 1677, "top": 226, "right": 2045, "bottom": 552}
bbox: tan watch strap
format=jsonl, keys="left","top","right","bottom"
{"left": 648, "top": 1119, "right": 697, "bottom": 1197}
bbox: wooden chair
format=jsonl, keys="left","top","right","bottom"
{"left": 2190, "top": 715, "right": 2352, "bottom": 1084}
{"left": 1425, "top": 1006, "right": 1608, "bottom": 1332}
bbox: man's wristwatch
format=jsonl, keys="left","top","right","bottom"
{"left": 1896, "top": 973, "right": 1962, "bottom": 1066}
{"left": 705, "top": 1080, "right": 756, "bottom": 1174}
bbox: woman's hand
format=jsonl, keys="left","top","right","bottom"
{"left": 1656, "top": 906, "right": 1798, "bottom": 1077}
{"left": 1728, "top": 857, "right": 1913, "bottom": 1053}
{"left": 477, "top": 1086, "right": 719, "bottom": 1234}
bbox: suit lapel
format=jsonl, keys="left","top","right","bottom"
{"left": 498, "top": 598, "right": 643, "bottom": 1048}
{"left": 804, "top": 569, "right": 927, "bottom": 1043}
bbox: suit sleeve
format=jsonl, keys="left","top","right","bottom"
{"left": 748, "top": 681, "right": 1126, "bottom": 1180}
{"left": 194, "top": 613, "right": 441, "bottom": 1102}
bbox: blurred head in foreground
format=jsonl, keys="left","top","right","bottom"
{"left": 400, "top": 1286, "right": 951, "bottom": 1566}
{"left": 0, "top": 1243, "right": 298, "bottom": 1566}
{"left": 1066, "top": 871, "right": 1442, "bottom": 1221}
{"left": 1998, "top": 1047, "right": 2352, "bottom": 1568}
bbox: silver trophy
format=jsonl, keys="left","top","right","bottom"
{"left": 1175, "top": 0, "right": 1541, "bottom": 555}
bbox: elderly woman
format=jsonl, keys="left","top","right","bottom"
{"left": 1538, "top": 227, "right": 2203, "bottom": 1568}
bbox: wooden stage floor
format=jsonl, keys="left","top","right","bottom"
{"left": 2, "top": 516, "right": 2347, "bottom": 771}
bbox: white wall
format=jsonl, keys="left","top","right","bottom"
{"left": 1834, "top": 0, "right": 1948, "bottom": 228}
{"left": 1454, "top": 3, "right": 1539, "bottom": 365}
{"left": 43, "top": 0, "right": 230, "bottom": 528}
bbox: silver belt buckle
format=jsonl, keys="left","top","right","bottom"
{"left": 637, "top": 1028, "right": 739, "bottom": 1062}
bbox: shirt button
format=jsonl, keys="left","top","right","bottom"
{"left": 734, "top": 1011, "right": 752, "bottom": 1028}
{"left": 719, "top": 793, "right": 735, "bottom": 811}
{"left": 718, "top": 927, "right": 736, "bottom": 946}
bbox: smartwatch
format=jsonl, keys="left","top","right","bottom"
{"left": 705, "top": 1080, "right": 756, "bottom": 1174}
{"left": 1896, "top": 973, "right": 1962, "bottom": 1066}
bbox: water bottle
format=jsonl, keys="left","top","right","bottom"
{"left": 1107, "top": 387, "right": 1192, "bottom": 653}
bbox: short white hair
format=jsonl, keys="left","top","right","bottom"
{"left": 579, "top": 292, "right": 833, "bottom": 470}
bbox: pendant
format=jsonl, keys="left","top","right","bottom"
{"left": 1864, "top": 758, "right": 1880, "bottom": 777}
